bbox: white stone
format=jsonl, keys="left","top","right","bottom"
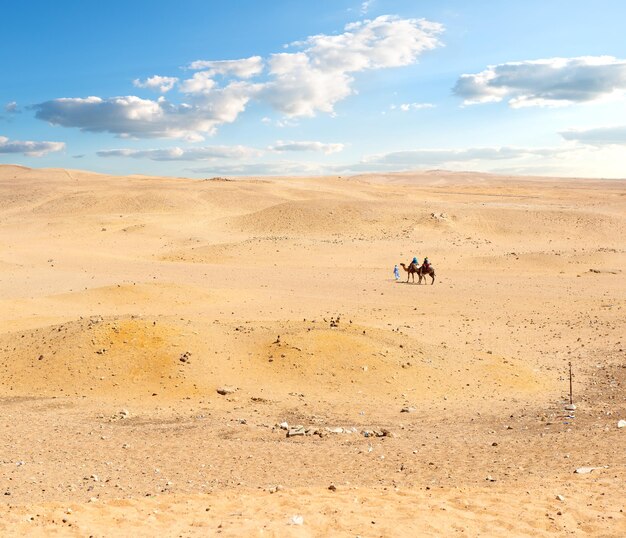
{"left": 289, "top": 515, "right": 304, "bottom": 525}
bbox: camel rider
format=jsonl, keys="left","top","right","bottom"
{"left": 422, "top": 257, "right": 431, "bottom": 270}
{"left": 411, "top": 256, "right": 419, "bottom": 268}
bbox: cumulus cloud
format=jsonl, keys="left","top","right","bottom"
{"left": 97, "top": 145, "right": 262, "bottom": 161}
{"left": 34, "top": 84, "right": 258, "bottom": 140}
{"left": 32, "top": 15, "right": 442, "bottom": 140}
{"left": 188, "top": 56, "right": 264, "bottom": 78}
{"left": 133, "top": 75, "right": 179, "bottom": 93}
{"left": 5, "top": 101, "right": 19, "bottom": 113}
{"left": 261, "top": 16, "right": 443, "bottom": 117}
{"left": 0, "top": 135, "right": 65, "bottom": 157}
{"left": 454, "top": 56, "right": 626, "bottom": 107}
{"left": 270, "top": 140, "right": 344, "bottom": 154}
{"left": 560, "top": 125, "right": 626, "bottom": 145}
{"left": 178, "top": 71, "right": 216, "bottom": 94}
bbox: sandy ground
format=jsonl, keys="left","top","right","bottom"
{"left": 0, "top": 164, "right": 624, "bottom": 536}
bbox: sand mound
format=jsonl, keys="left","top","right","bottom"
{"left": 228, "top": 200, "right": 380, "bottom": 236}
{"left": 0, "top": 317, "right": 202, "bottom": 399}
{"left": 242, "top": 322, "right": 550, "bottom": 408}
{"left": 0, "top": 316, "right": 549, "bottom": 407}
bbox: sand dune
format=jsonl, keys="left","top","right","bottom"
{"left": 0, "top": 165, "right": 624, "bottom": 536}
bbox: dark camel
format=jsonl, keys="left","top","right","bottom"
{"left": 399, "top": 262, "right": 436, "bottom": 285}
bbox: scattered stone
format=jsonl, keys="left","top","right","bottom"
{"left": 325, "top": 427, "right": 344, "bottom": 434}
{"left": 400, "top": 406, "right": 416, "bottom": 413}
{"left": 564, "top": 404, "right": 576, "bottom": 411}
{"left": 486, "top": 475, "right": 496, "bottom": 482}
{"left": 328, "top": 484, "right": 337, "bottom": 492}
{"left": 574, "top": 466, "right": 605, "bottom": 474}
{"left": 119, "top": 409, "right": 129, "bottom": 418}
{"left": 278, "top": 422, "right": 289, "bottom": 430}
{"left": 216, "top": 386, "right": 237, "bottom": 396}
{"left": 179, "top": 351, "right": 191, "bottom": 363}
{"left": 556, "top": 495, "right": 565, "bottom": 501}
{"left": 287, "top": 426, "right": 306, "bottom": 437}
{"left": 617, "top": 420, "right": 626, "bottom": 428}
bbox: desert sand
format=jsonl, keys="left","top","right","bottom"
{"left": 0, "top": 164, "right": 624, "bottom": 536}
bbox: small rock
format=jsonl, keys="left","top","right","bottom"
{"left": 400, "top": 406, "right": 416, "bottom": 413}
{"left": 325, "top": 427, "right": 344, "bottom": 434}
{"left": 617, "top": 419, "right": 626, "bottom": 428}
{"left": 288, "top": 515, "right": 304, "bottom": 526}
{"left": 486, "top": 475, "right": 496, "bottom": 482}
{"left": 564, "top": 404, "right": 576, "bottom": 411}
{"left": 574, "top": 466, "right": 604, "bottom": 474}
{"left": 328, "top": 484, "right": 337, "bottom": 492}
{"left": 556, "top": 494, "right": 565, "bottom": 501}
{"left": 287, "top": 426, "right": 306, "bottom": 437}
{"left": 119, "top": 409, "right": 129, "bottom": 418}
{"left": 278, "top": 421, "right": 289, "bottom": 430}
{"left": 216, "top": 386, "right": 237, "bottom": 395}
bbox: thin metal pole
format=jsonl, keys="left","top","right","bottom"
{"left": 569, "top": 361, "right": 573, "bottom": 405}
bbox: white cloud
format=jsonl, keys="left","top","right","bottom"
{"left": 397, "top": 102, "right": 435, "bottom": 111}
{"left": 34, "top": 84, "right": 258, "bottom": 140}
{"left": 270, "top": 140, "right": 344, "bottom": 154}
{"left": 0, "top": 135, "right": 65, "bottom": 157}
{"left": 454, "top": 56, "right": 626, "bottom": 107}
{"left": 190, "top": 160, "right": 324, "bottom": 176}
{"left": 97, "top": 145, "right": 262, "bottom": 161}
{"left": 560, "top": 125, "right": 626, "bottom": 145}
{"left": 261, "top": 16, "right": 443, "bottom": 117}
{"left": 133, "top": 75, "right": 179, "bottom": 93}
{"left": 33, "top": 15, "right": 442, "bottom": 139}
{"left": 188, "top": 56, "right": 264, "bottom": 78}
{"left": 5, "top": 101, "right": 19, "bottom": 113}
{"left": 261, "top": 52, "right": 354, "bottom": 116}
{"left": 178, "top": 71, "right": 216, "bottom": 94}
{"left": 360, "top": 1, "right": 373, "bottom": 15}
{"left": 350, "top": 146, "right": 575, "bottom": 171}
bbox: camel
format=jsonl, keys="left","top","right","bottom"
{"left": 399, "top": 262, "right": 436, "bottom": 285}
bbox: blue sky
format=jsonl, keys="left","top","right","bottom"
{"left": 1, "top": 0, "right": 626, "bottom": 177}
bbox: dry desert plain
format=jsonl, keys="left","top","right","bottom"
{"left": 0, "top": 164, "right": 624, "bottom": 537}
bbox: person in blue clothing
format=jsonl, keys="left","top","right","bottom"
{"left": 393, "top": 264, "right": 400, "bottom": 280}
{"left": 411, "top": 256, "right": 419, "bottom": 268}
